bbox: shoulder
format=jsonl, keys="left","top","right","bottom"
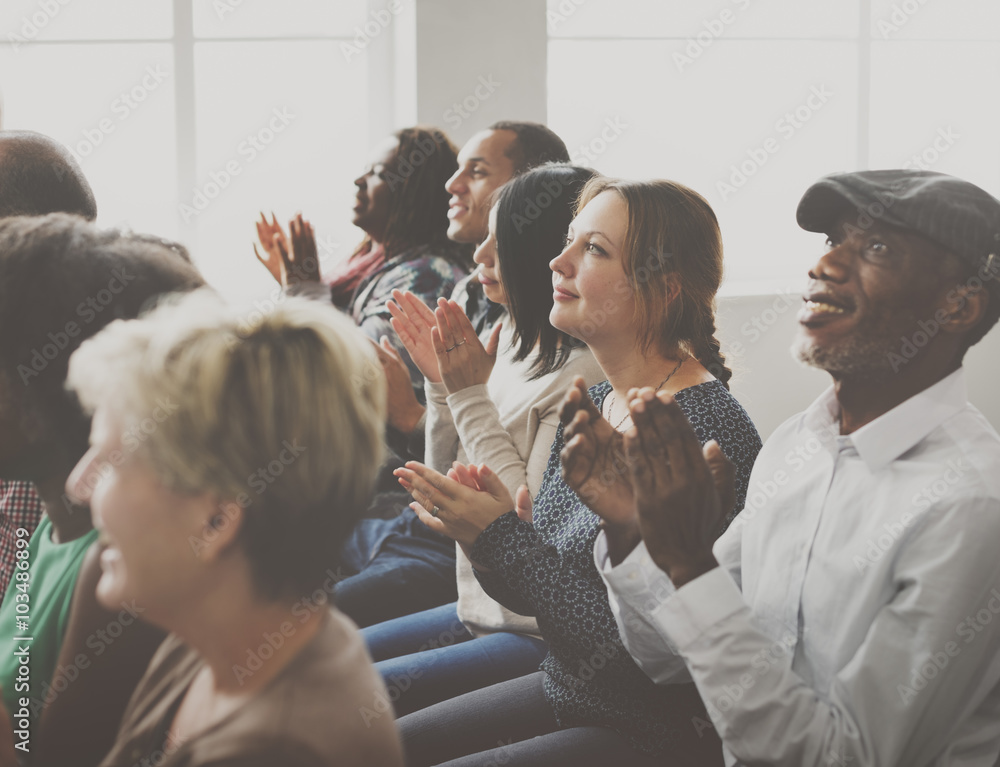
{"left": 238, "top": 610, "right": 403, "bottom": 765}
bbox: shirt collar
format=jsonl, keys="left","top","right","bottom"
{"left": 801, "top": 367, "right": 968, "bottom": 472}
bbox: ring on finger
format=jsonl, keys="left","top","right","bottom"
{"left": 431, "top": 505, "right": 441, "bottom": 517}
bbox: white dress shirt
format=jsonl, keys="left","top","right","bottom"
{"left": 597, "top": 368, "right": 1000, "bottom": 766}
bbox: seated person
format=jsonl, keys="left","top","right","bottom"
{"left": 253, "top": 126, "right": 472, "bottom": 390}
{"left": 602, "top": 170, "right": 1000, "bottom": 766}
{"left": 2, "top": 290, "right": 404, "bottom": 766}
{"left": 0, "top": 129, "right": 100, "bottom": 602}
{"left": 0, "top": 213, "right": 204, "bottom": 766}
{"left": 355, "top": 165, "right": 605, "bottom": 715}
{"left": 393, "top": 177, "right": 762, "bottom": 766}
{"left": 334, "top": 164, "right": 604, "bottom": 630}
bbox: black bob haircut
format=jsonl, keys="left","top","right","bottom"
{"left": 493, "top": 163, "right": 597, "bottom": 380}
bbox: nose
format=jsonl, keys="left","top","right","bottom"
{"left": 473, "top": 239, "right": 493, "bottom": 267}
{"left": 807, "top": 239, "right": 851, "bottom": 285}
{"left": 550, "top": 242, "right": 574, "bottom": 277}
{"left": 354, "top": 172, "right": 367, "bottom": 189}
{"left": 65, "top": 445, "right": 100, "bottom": 507}
{"left": 445, "top": 168, "right": 465, "bottom": 196}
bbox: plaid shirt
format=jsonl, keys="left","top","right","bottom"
{"left": 0, "top": 480, "right": 44, "bottom": 605}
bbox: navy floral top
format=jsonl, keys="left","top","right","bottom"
{"left": 471, "top": 379, "right": 762, "bottom": 756}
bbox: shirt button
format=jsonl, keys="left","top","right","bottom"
{"left": 628, "top": 572, "right": 638, "bottom": 581}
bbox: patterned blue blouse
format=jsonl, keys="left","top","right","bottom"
{"left": 471, "top": 379, "right": 762, "bottom": 756}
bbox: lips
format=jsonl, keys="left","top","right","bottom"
{"left": 553, "top": 284, "right": 578, "bottom": 301}
{"left": 448, "top": 200, "right": 468, "bottom": 220}
{"left": 798, "top": 292, "right": 855, "bottom": 325}
{"left": 478, "top": 272, "right": 497, "bottom": 286}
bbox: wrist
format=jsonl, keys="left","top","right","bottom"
{"left": 602, "top": 520, "right": 641, "bottom": 567}
{"left": 663, "top": 553, "right": 719, "bottom": 589}
{"left": 398, "top": 404, "right": 426, "bottom": 436}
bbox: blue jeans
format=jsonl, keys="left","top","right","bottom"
{"left": 362, "top": 603, "right": 548, "bottom": 718}
{"left": 335, "top": 509, "right": 457, "bottom": 628}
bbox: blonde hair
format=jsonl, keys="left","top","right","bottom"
{"left": 576, "top": 178, "right": 732, "bottom": 387}
{"left": 67, "top": 289, "right": 386, "bottom": 599}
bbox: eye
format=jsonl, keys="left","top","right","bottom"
{"left": 586, "top": 241, "right": 606, "bottom": 256}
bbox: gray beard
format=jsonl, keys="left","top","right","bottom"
{"left": 792, "top": 321, "right": 903, "bottom": 382}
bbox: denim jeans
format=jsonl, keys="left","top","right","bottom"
{"left": 362, "top": 602, "right": 548, "bottom": 717}
{"left": 335, "top": 509, "right": 457, "bottom": 628}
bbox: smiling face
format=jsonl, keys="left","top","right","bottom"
{"left": 472, "top": 206, "right": 507, "bottom": 305}
{"left": 66, "top": 407, "right": 215, "bottom": 617}
{"left": 548, "top": 190, "right": 635, "bottom": 347}
{"left": 352, "top": 136, "right": 399, "bottom": 242}
{"left": 445, "top": 129, "right": 517, "bottom": 244}
{"left": 794, "top": 213, "right": 957, "bottom": 379}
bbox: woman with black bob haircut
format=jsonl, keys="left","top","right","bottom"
{"left": 492, "top": 163, "right": 589, "bottom": 380}
{"left": 342, "top": 164, "right": 605, "bottom": 717}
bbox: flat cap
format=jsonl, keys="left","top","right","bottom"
{"left": 797, "top": 170, "right": 1000, "bottom": 269}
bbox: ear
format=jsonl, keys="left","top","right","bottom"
{"left": 193, "top": 498, "right": 245, "bottom": 564}
{"left": 937, "top": 282, "right": 991, "bottom": 339}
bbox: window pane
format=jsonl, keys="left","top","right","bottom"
{"left": 191, "top": 41, "right": 368, "bottom": 300}
{"left": 0, "top": 0, "right": 172, "bottom": 41}
{"left": 548, "top": 0, "right": 858, "bottom": 39}
{"left": 869, "top": 41, "right": 1000, "bottom": 196}
{"left": 870, "top": 0, "right": 1000, "bottom": 40}
{"left": 547, "top": 39, "right": 858, "bottom": 291}
{"left": 0, "top": 43, "right": 178, "bottom": 239}
{"left": 193, "top": 0, "right": 368, "bottom": 39}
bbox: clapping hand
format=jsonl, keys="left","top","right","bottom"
{"left": 254, "top": 213, "right": 321, "bottom": 286}
{"left": 387, "top": 290, "right": 444, "bottom": 383}
{"left": 558, "top": 378, "right": 641, "bottom": 560}
{"left": 371, "top": 337, "right": 426, "bottom": 435}
{"left": 254, "top": 212, "right": 289, "bottom": 285}
{"left": 624, "top": 388, "right": 735, "bottom": 588}
{"left": 432, "top": 299, "right": 502, "bottom": 394}
{"left": 394, "top": 461, "right": 520, "bottom": 548}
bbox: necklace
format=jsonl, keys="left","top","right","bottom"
{"left": 607, "top": 357, "right": 686, "bottom": 431}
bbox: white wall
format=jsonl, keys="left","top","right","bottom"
{"left": 719, "top": 294, "right": 1000, "bottom": 441}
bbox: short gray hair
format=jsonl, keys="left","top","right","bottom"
{"left": 68, "top": 289, "right": 387, "bottom": 599}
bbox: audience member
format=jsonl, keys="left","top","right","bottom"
{"left": 0, "top": 214, "right": 204, "bottom": 766}
{"left": 253, "top": 126, "right": 471, "bottom": 390}
{"left": 602, "top": 170, "right": 1000, "bottom": 766}
{"left": 0, "top": 130, "right": 98, "bottom": 604}
{"left": 393, "top": 178, "right": 762, "bottom": 765}
{"left": 334, "top": 165, "right": 602, "bottom": 629}
{"left": 3, "top": 289, "right": 404, "bottom": 766}
{"left": 356, "top": 166, "right": 605, "bottom": 715}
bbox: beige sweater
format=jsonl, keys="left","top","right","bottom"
{"left": 425, "top": 322, "right": 604, "bottom": 638}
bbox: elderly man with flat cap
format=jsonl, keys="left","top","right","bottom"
{"left": 593, "top": 170, "right": 1000, "bottom": 765}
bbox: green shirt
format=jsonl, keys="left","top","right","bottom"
{"left": 0, "top": 515, "right": 99, "bottom": 721}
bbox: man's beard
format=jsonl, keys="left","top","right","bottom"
{"left": 792, "top": 310, "right": 911, "bottom": 382}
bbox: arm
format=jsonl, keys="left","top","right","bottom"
{"left": 423, "top": 381, "right": 460, "bottom": 475}
{"left": 36, "top": 544, "right": 166, "bottom": 767}
{"left": 649, "top": 499, "right": 1000, "bottom": 766}
{"left": 595, "top": 519, "right": 745, "bottom": 687}
{"left": 447, "top": 380, "right": 560, "bottom": 499}
{"left": 354, "top": 257, "right": 466, "bottom": 388}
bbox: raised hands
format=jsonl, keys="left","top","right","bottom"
{"left": 432, "top": 299, "right": 502, "bottom": 394}
{"left": 254, "top": 212, "right": 289, "bottom": 284}
{"left": 387, "top": 289, "right": 443, "bottom": 383}
{"left": 394, "top": 460, "right": 517, "bottom": 547}
{"left": 624, "top": 388, "right": 734, "bottom": 587}
{"left": 559, "top": 378, "right": 640, "bottom": 557}
{"left": 253, "top": 213, "right": 322, "bottom": 286}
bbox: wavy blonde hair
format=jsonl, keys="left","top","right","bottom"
{"left": 68, "top": 289, "right": 386, "bottom": 599}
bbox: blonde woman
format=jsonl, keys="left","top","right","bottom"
{"left": 0, "top": 292, "right": 404, "bottom": 767}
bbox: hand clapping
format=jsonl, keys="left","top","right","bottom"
{"left": 623, "top": 388, "right": 735, "bottom": 587}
